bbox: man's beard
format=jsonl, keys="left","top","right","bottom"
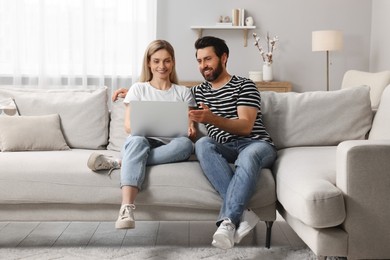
{"left": 201, "top": 61, "right": 223, "bottom": 82}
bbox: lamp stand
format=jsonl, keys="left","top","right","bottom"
{"left": 326, "top": 50, "right": 329, "bottom": 91}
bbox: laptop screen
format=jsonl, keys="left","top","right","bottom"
{"left": 129, "top": 101, "right": 188, "bottom": 138}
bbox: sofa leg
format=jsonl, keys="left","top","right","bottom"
{"left": 265, "top": 221, "right": 273, "bottom": 249}
{"left": 317, "top": 256, "right": 347, "bottom": 260}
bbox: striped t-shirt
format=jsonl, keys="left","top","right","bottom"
{"left": 191, "top": 75, "right": 273, "bottom": 145}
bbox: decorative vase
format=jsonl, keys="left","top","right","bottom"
{"left": 262, "top": 62, "right": 273, "bottom": 82}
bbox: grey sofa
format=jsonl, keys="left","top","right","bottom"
{"left": 1, "top": 84, "right": 390, "bottom": 259}
{"left": 262, "top": 85, "right": 390, "bottom": 260}
{"left": 0, "top": 86, "right": 276, "bottom": 248}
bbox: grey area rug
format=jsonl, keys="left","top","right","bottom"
{"left": 0, "top": 246, "right": 316, "bottom": 260}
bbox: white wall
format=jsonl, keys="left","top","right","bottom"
{"left": 157, "top": 0, "right": 372, "bottom": 92}
{"left": 370, "top": 0, "right": 390, "bottom": 72}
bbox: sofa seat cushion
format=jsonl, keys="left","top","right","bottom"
{"left": 0, "top": 149, "right": 275, "bottom": 211}
{"left": 274, "top": 146, "right": 346, "bottom": 228}
{"left": 0, "top": 149, "right": 121, "bottom": 204}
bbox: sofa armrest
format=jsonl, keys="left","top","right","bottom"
{"left": 336, "top": 140, "right": 390, "bottom": 259}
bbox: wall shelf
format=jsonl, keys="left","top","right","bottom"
{"left": 191, "top": 25, "right": 256, "bottom": 47}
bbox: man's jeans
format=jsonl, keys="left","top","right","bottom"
{"left": 121, "top": 136, "right": 193, "bottom": 189}
{"left": 195, "top": 136, "right": 277, "bottom": 226}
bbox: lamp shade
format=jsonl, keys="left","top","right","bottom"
{"left": 312, "top": 30, "right": 343, "bottom": 51}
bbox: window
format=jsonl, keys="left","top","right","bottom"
{"left": 0, "top": 0, "right": 156, "bottom": 87}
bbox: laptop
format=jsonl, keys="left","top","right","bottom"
{"left": 129, "top": 101, "right": 189, "bottom": 138}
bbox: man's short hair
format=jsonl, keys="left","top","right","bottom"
{"left": 194, "top": 36, "right": 229, "bottom": 59}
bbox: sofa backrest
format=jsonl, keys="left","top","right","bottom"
{"left": 107, "top": 86, "right": 375, "bottom": 151}
{"left": 369, "top": 85, "right": 390, "bottom": 140}
{"left": 261, "top": 86, "right": 373, "bottom": 149}
{"left": 0, "top": 86, "right": 109, "bottom": 149}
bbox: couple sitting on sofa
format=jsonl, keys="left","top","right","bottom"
{"left": 87, "top": 36, "right": 277, "bottom": 250}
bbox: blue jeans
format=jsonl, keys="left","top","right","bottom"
{"left": 121, "top": 136, "right": 193, "bottom": 189}
{"left": 195, "top": 136, "right": 277, "bottom": 227}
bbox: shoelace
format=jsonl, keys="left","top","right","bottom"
{"left": 107, "top": 164, "right": 120, "bottom": 176}
{"left": 120, "top": 204, "right": 136, "bottom": 218}
{"left": 221, "top": 220, "right": 235, "bottom": 231}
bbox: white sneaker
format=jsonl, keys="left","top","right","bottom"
{"left": 234, "top": 209, "right": 260, "bottom": 243}
{"left": 212, "top": 219, "right": 235, "bottom": 250}
{"left": 115, "top": 204, "right": 135, "bottom": 229}
{"left": 87, "top": 152, "right": 120, "bottom": 175}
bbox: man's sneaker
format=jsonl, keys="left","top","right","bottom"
{"left": 212, "top": 218, "right": 235, "bottom": 250}
{"left": 115, "top": 204, "right": 136, "bottom": 229}
{"left": 234, "top": 209, "right": 260, "bottom": 243}
{"left": 87, "top": 152, "right": 120, "bottom": 175}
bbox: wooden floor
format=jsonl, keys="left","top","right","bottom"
{"left": 0, "top": 214, "right": 307, "bottom": 249}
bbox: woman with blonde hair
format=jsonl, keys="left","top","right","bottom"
{"left": 88, "top": 39, "right": 196, "bottom": 229}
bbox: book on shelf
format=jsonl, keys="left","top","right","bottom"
{"left": 232, "top": 8, "right": 246, "bottom": 26}
{"left": 232, "top": 9, "right": 239, "bottom": 26}
{"left": 240, "top": 9, "right": 245, "bottom": 26}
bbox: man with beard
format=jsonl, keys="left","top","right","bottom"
{"left": 188, "top": 36, "right": 277, "bottom": 250}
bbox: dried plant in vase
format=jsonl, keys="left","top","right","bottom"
{"left": 252, "top": 32, "right": 279, "bottom": 81}
{"left": 252, "top": 32, "right": 279, "bottom": 64}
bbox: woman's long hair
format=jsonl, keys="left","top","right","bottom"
{"left": 139, "top": 40, "right": 179, "bottom": 84}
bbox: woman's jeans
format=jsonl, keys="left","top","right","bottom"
{"left": 195, "top": 136, "right": 277, "bottom": 227}
{"left": 121, "top": 136, "right": 193, "bottom": 189}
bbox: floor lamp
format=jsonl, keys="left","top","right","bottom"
{"left": 312, "top": 30, "right": 343, "bottom": 91}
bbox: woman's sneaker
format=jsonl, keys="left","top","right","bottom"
{"left": 115, "top": 204, "right": 136, "bottom": 229}
{"left": 87, "top": 152, "right": 120, "bottom": 175}
{"left": 212, "top": 218, "right": 235, "bottom": 249}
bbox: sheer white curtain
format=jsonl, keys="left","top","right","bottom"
{"left": 0, "top": 0, "right": 156, "bottom": 93}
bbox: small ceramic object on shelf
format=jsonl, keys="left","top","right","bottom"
{"left": 245, "top": 17, "right": 254, "bottom": 26}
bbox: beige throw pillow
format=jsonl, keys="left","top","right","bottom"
{"left": 0, "top": 114, "right": 70, "bottom": 152}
